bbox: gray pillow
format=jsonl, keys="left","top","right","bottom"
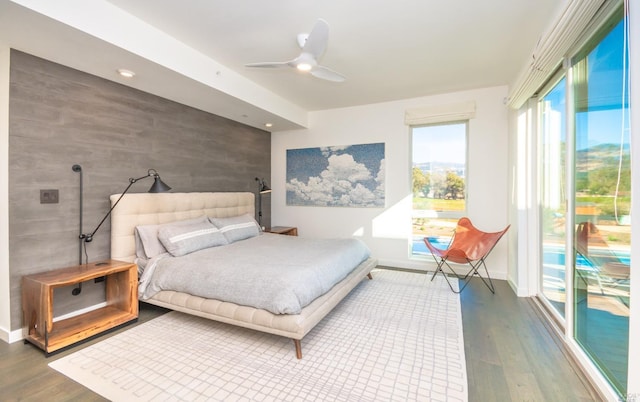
{"left": 134, "top": 216, "right": 208, "bottom": 259}
{"left": 158, "top": 220, "right": 228, "bottom": 257}
{"left": 209, "top": 214, "right": 260, "bottom": 243}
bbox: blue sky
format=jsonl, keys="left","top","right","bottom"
{"left": 577, "top": 18, "right": 629, "bottom": 151}
{"left": 412, "top": 123, "right": 466, "bottom": 165}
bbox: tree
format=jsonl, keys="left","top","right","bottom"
{"left": 445, "top": 171, "right": 465, "bottom": 199}
{"left": 412, "top": 167, "right": 430, "bottom": 196}
{"left": 587, "top": 160, "right": 631, "bottom": 196}
{"left": 431, "top": 172, "right": 447, "bottom": 199}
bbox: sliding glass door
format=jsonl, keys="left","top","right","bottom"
{"left": 539, "top": 75, "right": 567, "bottom": 319}
{"left": 538, "top": 8, "right": 630, "bottom": 397}
{"left": 572, "top": 14, "right": 630, "bottom": 395}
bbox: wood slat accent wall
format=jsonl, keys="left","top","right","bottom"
{"left": 8, "top": 50, "right": 271, "bottom": 331}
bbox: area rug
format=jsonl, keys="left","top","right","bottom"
{"left": 49, "top": 269, "right": 467, "bottom": 401}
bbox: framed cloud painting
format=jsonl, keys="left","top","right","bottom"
{"left": 286, "top": 142, "right": 385, "bottom": 207}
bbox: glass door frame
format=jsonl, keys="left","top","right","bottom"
{"left": 530, "top": 2, "right": 633, "bottom": 399}
{"left": 536, "top": 69, "right": 570, "bottom": 329}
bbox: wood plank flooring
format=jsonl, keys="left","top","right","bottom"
{"left": 460, "top": 277, "right": 598, "bottom": 401}
{"left": 0, "top": 274, "right": 599, "bottom": 401}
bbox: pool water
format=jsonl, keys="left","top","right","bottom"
{"left": 412, "top": 237, "right": 630, "bottom": 269}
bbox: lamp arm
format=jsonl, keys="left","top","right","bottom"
{"left": 80, "top": 177, "right": 138, "bottom": 242}
{"left": 79, "top": 169, "right": 164, "bottom": 243}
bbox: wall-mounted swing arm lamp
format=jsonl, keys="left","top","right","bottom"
{"left": 75, "top": 167, "right": 171, "bottom": 244}
{"left": 255, "top": 177, "right": 272, "bottom": 227}
{"left": 71, "top": 165, "right": 170, "bottom": 295}
{"left": 73, "top": 165, "right": 170, "bottom": 271}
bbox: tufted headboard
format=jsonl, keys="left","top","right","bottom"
{"left": 110, "top": 192, "right": 255, "bottom": 262}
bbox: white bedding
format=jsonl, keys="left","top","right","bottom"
{"left": 138, "top": 233, "right": 371, "bottom": 314}
{"left": 110, "top": 192, "right": 378, "bottom": 358}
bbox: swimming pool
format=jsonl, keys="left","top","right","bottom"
{"left": 411, "top": 236, "right": 449, "bottom": 256}
{"left": 412, "top": 237, "right": 630, "bottom": 268}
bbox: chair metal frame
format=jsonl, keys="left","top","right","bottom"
{"left": 423, "top": 217, "right": 510, "bottom": 294}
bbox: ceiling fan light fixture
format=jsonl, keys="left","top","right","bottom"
{"left": 296, "top": 63, "right": 313, "bottom": 72}
{"left": 245, "top": 19, "right": 345, "bottom": 82}
{"left": 295, "top": 52, "right": 316, "bottom": 72}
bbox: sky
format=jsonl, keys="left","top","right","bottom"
{"left": 412, "top": 123, "right": 466, "bottom": 165}
{"left": 544, "top": 18, "right": 630, "bottom": 151}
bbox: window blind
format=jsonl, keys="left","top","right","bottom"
{"left": 507, "top": 0, "right": 606, "bottom": 109}
{"left": 404, "top": 101, "right": 476, "bottom": 126}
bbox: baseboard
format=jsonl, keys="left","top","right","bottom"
{"left": 53, "top": 301, "right": 107, "bottom": 323}
{"left": 377, "top": 258, "right": 509, "bottom": 281}
{"left": 377, "top": 258, "right": 431, "bottom": 271}
{"left": 0, "top": 325, "right": 23, "bottom": 344}
{"left": 507, "top": 277, "right": 529, "bottom": 296}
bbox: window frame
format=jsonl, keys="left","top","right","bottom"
{"left": 410, "top": 121, "right": 469, "bottom": 258}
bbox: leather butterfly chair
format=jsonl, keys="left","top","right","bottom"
{"left": 423, "top": 217, "right": 510, "bottom": 293}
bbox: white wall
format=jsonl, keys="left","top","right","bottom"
{"left": 0, "top": 45, "right": 11, "bottom": 342}
{"left": 272, "top": 86, "right": 511, "bottom": 278}
{"left": 508, "top": 101, "right": 540, "bottom": 297}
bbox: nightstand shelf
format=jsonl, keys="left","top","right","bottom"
{"left": 22, "top": 259, "right": 138, "bottom": 355}
{"left": 265, "top": 226, "right": 298, "bottom": 236}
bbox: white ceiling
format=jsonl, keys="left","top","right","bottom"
{"left": 1, "top": 0, "right": 562, "bottom": 130}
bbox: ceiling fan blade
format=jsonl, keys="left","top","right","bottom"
{"left": 245, "top": 18, "right": 342, "bottom": 82}
{"left": 245, "top": 61, "right": 291, "bottom": 68}
{"left": 311, "top": 65, "right": 346, "bottom": 82}
{"left": 303, "top": 19, "right": 329, "bottom": 59}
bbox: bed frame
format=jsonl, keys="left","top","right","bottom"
{"left": 110, "top": 191, "right": 377, "bottom": 358}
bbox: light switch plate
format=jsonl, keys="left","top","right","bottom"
{"left": 40, "top": 189, "right": 59, "bottom": 204}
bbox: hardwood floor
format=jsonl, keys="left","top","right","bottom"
{"left": 0, "top": 304, "right": 169, "bottom": 402}
{"left": 460, "top": 278, "right": 599, "bottom": 401}
{"left": 0, "top": 275, "right": 599, "bottom": 401}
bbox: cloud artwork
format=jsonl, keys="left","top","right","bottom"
{"left": 286, "top": 143, "right": 385, "bottom": 207}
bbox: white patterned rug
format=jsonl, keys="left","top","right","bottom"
{"left": 50, "top": 269, "right": 467, "bottom": 401}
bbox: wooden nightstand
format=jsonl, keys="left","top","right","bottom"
{"left": 265, "top": 226, "right": 298, "bottom": 236}
{"left": 22, "top": 259, "right": 138, "bottom": 355}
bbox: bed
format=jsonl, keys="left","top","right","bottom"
{"left": 110, "top": 191, "right": 377, "bottom": 358}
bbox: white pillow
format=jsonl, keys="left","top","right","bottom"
{"left": 209, "top": 214, "right": 260, "bottom": 243}
{"left": 158, "top": 220, "right": 228, "bottom": 257}
{"left": 134, "top": 216, "right": 208, "bottom": 259}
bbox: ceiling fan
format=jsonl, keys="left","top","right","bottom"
{"left": 245, "top": 19, "right": 346, "bottom": 82}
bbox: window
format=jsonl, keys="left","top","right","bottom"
{"left": 536, "top": 7, "right": 630, "bottom": 398}
{"left": 571, "top": 13, "right": 630, "bottom": 396}
{"left": 411, "top": 122, "right": 467, "bottom": 256}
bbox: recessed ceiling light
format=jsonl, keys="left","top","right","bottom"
{"left": 265, "top": 123, "right": 273, "bottom": 128}
{"left": 117, "top": 69, "right": 135, "bottom": 78}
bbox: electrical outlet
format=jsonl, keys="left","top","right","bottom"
{"left": 40, "top": 189, "right": 59, "bottom": 204}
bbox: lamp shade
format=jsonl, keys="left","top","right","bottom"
{"left": 255, "top": 177, "right": 271, "bottom": 226}
{"left": 259, "top": 182, "right": 272, "bottom": 193}
{"left": 149, "top": 175, "right": 171, "bottom": 193}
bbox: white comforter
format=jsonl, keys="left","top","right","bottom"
{"left": 138, "top": 233, "right": 371, "bottom": 314}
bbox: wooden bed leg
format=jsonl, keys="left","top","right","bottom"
{"left": 293, "top": 339, "right": 302, "bottom": 359}
{"left": 367, "top": 273, "right": 373, "bottom": 280}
